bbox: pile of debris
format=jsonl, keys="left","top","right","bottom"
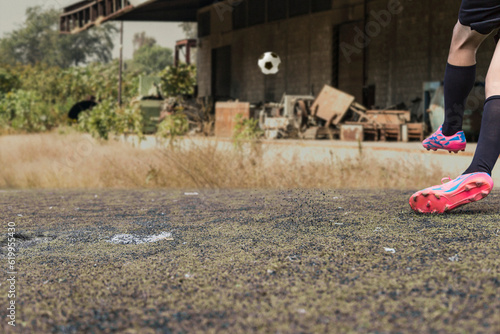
{"left": 216, "top": 85, "right": 425, "bottom": 142}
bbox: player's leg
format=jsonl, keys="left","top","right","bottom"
{"left": 462, "top": 39, "right": 500, "bottom": 176}
{"left": 444, "top": 22, "right": 489, "bottom": 134}
{"left": 422, "top": 21, "right": 489, "bottom": 152}
{"left": 410, "top": 1, "right": 500, "bottom": 214}
{"left": 410, "top": 28, "right": 499, "bottom": 214}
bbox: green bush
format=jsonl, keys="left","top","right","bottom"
{"left": 0, "top": 89, "right": 55, "bottom": 133}
{"left": 0, "top": 62, "right": 146, "bottom": 134}
{"left": 115, "top": 102, "right": 144, "bottom": 139}
{"left": 232, "top": 114, "right": 263, "bottom": 143}
{"left": 77, "top": 99, "right": 117, "bottom": 140}
{"left": 0, "top": 67, "right": 21, "bottom": 94}
{"left": 156, "top": 109, "right": 189, "bottom": 143}
{"left": 160, "top": 63, "right": 196, "bottom": 97}
{"left": 77, "top": 99, "right": 145, "bottom": 140}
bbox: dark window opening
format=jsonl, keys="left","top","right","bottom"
{"left": 198, "top": 11, "right": 211, "bottom": 37}
{"left": 212, "top": 46, "right": 232, "bottom": 100}
{"left": 233, "top": 0, "right": 247, "bottom": 30}
{"left": 248, "top": 0, "right": 266, "bottom": 26}
{"left": 311, "top": 0, "right": 332, "bottom": 13}
{"left": 332, "top": 25, "right": 339, "bottom": 88}
{"left": 268, "top": 0, "right": 287, "bottom": 22}
{"left": 289, "top": 0, "right": 310, "bottom": 17}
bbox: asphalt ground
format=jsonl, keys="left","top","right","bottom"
{"left": 0, "top": 188, "right": 499, "bottom": 333}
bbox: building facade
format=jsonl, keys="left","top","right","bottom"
{"left": 61, "top": 0, "right": 497, "bottom": 109}
{"left": 196, "top": 0, "right": 496, "bottom": 109}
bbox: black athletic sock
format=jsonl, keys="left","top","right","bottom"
{"left": 463, "top": 96, "right": 500, "bottom": 176}
{"left": 442, "top": 63, "right": 476, "bottom": 136}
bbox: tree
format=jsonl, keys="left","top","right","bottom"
{"left": 132, "top": 32, "right": 156, "bottom": 55}
{"left": 0, "top": 6, "right": 117, "bottom": 68}
{"left": 133, "top": 44, "right": 173, "bottom": 73}
{"left": 127, "top": 32, "right": 173, "bottom": 74}
{"left": 178, "top": 22, "right": 198, "bottom": 39}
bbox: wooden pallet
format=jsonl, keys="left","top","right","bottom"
{"left": 300, "top": 126, "right": 340, "bottom": 140}
{"left": 406, "top": 123, "right": 424, "bottom": 141}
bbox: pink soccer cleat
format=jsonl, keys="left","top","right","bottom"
{"left": 422, "top": 125, "right": 466, "bottom": 153}
{"left": 409, "top": 172, "right": 493, "bottom": 214}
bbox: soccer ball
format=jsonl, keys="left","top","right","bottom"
{"left": 258, "top": 52, "right": 281, "bottom": 75}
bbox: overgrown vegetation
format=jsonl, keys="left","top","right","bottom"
{"left": 0, "top": 61, "right": 143, "bottom": 136}
{"left": 77, "top": 99, "right": 144, "bottom": 140}
{"left": 156, "top": 109, "right": 190, "bottom": 144}
{"left": 0, "top": 6, "right": 186, "bottom": 140}
{"left": 0, "top": 90, "right": 53, "bottom": 133}
{"left": 160, "top": 63, "right": 197, "bottom": 97}
{"left": 0, "top": 131, "right": 445, "bottom": 189}
{"left": 232, "top": 113, "right": 264, "bottom": 148}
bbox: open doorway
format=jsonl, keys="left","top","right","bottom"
{"left": 212, "top": 46, "right": 232, "bottom": 100}
{"left": 333, "top": 21, "right": 364, "bottom": 103}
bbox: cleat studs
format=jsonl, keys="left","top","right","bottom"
{"left": 413, "top": 196, "right": 418, "bottom": 202}
{"left": 417, "top": 208, "right": 423, "bottom": 213}
{"left": 433, "top": 149, "right": 437, "bottom": 151}
{"left": 465, "top": 185, "right": 471, "bottom": 191}
{"left": 476, "top": 182, "right": 484, "bottom": 187}
{"left": 426, "top": 201, "right": 431, "bottom": 208}
{"left": 481, "top": 190, "right": 489, "bottom": 196}
{"left": 461, "top": 149, "right": 465, "bottom": 152}
{"left": 422, "top": 191, "right": 429, "bottom": 197}
{"left": 434, "top": 194, "right": 441, "bottom": 200}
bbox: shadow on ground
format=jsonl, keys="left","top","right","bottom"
{"left": 0, "top": 189, "right": 499, "bottom": 333}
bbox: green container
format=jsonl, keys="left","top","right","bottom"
{"left": 139, "top": 99, "right": 163, "bottom": 134}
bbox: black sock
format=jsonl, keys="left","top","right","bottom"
{"left": 442, "top": 63, "right": 476, "bottom": 136}
{"left": 463, "top": 96, "right": 500, "bottom": 176}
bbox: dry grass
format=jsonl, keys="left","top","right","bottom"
{"left": 0, "top": 130, "right": 444, "bottom": 190}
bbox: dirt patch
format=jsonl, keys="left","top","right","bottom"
{"left": 0, "top": 189, "right": 499, "bottom": 333}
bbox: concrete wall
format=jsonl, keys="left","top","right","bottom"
{"left": 197, "top": 0, "right": 496, "bottom": 107}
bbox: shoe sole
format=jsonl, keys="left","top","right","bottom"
{"left": 409, "top": 177, "right": 492, "bottom": 214}
{"left": 425, "top": 148, "right": 465, "bottom": 154}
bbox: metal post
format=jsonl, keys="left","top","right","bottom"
{"left": 175, "top": 45, "right": 179, "bottom": 67}
{"left": 118, "top": 20, "right": 123, "bottom": 106}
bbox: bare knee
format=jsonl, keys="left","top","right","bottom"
{"left": 450, "top": 21, "right": 486, "bottom": 53}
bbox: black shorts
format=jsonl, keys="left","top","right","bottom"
{"left": 459, "top": 0, "right": 500, "bottom": 35}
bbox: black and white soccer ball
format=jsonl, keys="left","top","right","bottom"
{"left": 258, "top": 52, "right": 281, "bottom": 75}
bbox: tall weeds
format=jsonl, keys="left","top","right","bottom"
{"left": 0, "top": 131, "right": 444, "bottom": 190}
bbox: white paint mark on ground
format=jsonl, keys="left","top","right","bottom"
{"left": 107, "top": 232, "right": 173, "bottom": 245}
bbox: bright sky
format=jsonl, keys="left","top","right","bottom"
{"left": 0, "top": 0, "right": 187, "bottom": 60}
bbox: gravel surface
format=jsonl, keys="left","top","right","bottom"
{"left": 0, "top": 188, "right": 499, "bottom": 333}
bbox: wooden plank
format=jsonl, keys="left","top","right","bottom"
{"left": 366, "top": 109, "right": 409, "bottom": 115}
{"left": 352, "top": 102, "right": 367, "bottom": 110}
{"left": 349, "top": 107, "right": 381, "bottom": 127}
{"left": 365, "top": 110, "right": 410, "bottom": 124}
{"left": 311, "top": 85, "right": 355, "bottom": 126}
